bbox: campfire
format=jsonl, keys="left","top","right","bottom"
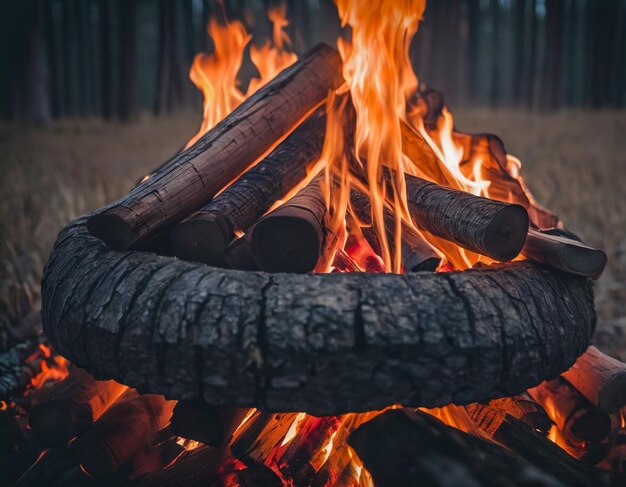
{"left": 3, "top": 1, "right": 625, "bottom": 485}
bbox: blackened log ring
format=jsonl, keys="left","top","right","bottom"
{"left": 41, "top": 216, "right": 596, "bottom": 416}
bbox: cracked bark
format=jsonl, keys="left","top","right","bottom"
{"left": 42, "top": 217, "right": 596, "bottom": 415}
{"left": 87, "top": 43, "right": 343, "bottom": 250}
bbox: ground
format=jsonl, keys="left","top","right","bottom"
{"left": 1, "top": 109, "right": 625, "bottom": 356}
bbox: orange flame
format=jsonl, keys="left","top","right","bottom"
{"left": 322, "top": 0, "right": 426, "bottom": 273}
{"left": 185, "top": 6, "right": 297, "bottom": 149}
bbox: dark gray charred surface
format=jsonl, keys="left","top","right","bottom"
{"left": 42, "top": 217, "right": 596, "bottom": 415}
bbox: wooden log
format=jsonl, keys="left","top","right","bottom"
{"left": 350, "top": 191, "right": 441, "bottom": 272}
{"left": 72, "top": 391, "right": 175, "bottom": 477}
{"left": 14, "top": 444, "right": 81, "bottom": 486}
{"left": 139, "top": 446, "right": 237, "bottom": 487}
{"left": 249, "top": 176, "right": 327, "bottom": 273}
{"left": 522, "top": 229, "right": 607, "bottom": 278}
{"left": 474, "top": 393, "right": 553, "bottom": 435}
{"left": 331, "top": 249, "right": 360, "bottom": 272}
{"left": 234, "top": 464, "right": 284, "bottom": 487}
{"left": 87, "top": 44, "right": 343, "bottom": 250}
{"left": 560, "top": 346, "right": 626, "bottom": 413}
{"left": 404, "top": 173, "right": 529, "bottom": 261}
{"left": 528, "top": 377, "right": 612, "bottom": 443}
{"left": 348, "top": 408, "right": 591, "bottom": 487}
{"left": 127, "top": 437, "right": 186, "bottom": 479}
{"left": 170, "top": 400, "right": 249, "bottom": 447}
{"left": 29, "top": 366, "right": 127, "bottom": 446}
{"left": 171, "top": 107, "right": 327, "bottom": 265}
{"left": 42, "top": 217, "right": 596, "bottom": 414}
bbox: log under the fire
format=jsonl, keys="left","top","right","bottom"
{"left": 41, "top": 216, "right": 596, "bottom": 415}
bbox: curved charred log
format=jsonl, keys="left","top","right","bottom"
{"left": 41, "top": 217, "right": 596, "bottom": 415}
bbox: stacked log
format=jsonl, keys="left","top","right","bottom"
{"left": 87, "top": 43, "right": 344, "bottom": 250}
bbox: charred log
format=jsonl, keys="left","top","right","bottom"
{"left": 87, "top": 43, "right": 343, "bottom": 250}
{"left": 170, "top": 400, "right": 249, "bottom": 448}
{"left": 171, "top": 107, "right": 327, "bottom": 265}
{"left": 0, "top": 340, "right": 41, "bottom": 400}
{"left": 349, "top": 408, "right": 567, "bottom": 487}
{"left": 404, "top": 173, "right": 529, "bottom": 262}
{"left": 41, "top": 217, "right": 596, "bottom": 414}
{"left": 249, "top": 176, "right": 327, "bottom": 273}
{"left": 561, "top": 346, "right": 626, "bottom": 413}
{"left": 522, "top": 229, "right": 607, "bottom": 278}
{"left": 29, "top": 366, "right": 126, "bottom": 447}
{"left": 484, "top": 392, "right": 553, "bottom": 435}
{"left": 528, "top": 377, "right": 611, "bottom": 444}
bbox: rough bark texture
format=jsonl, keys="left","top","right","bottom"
{"left": 87, "top": 43, "right": 343, "bottom": 250}
{"left": 561, "top": 346, "right": 626, "bottom": 413}
{"left": 405, "top": 173, "right": 530, "bottom": 262}
{"left": 171, "top": 107, "right": 327, "bottom": 265}
{"left": 42, "top": 217, "right": 596, "bottom": 415}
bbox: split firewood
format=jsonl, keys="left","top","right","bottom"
{"left": 72, "top": 390, "right": 175, "bottom": 477}
{"left": 127, "top": 437, "right": 186, "bottom": 479}
{"left": 232, "top": 464, "right": 285, "bottom": 487}
{"left": 248, "top": 176, "right": 327, "bottom": 273}
{"left": 170, "top": 400, "right": 250, "bottom": 448}
{"left": 528, "top": 377, "right": 612, "bottom": 444}
{"left": 29, "top": 366, "right": 127, "bottom": 447}
{"left": 230, "top": 411, "right": 293, "bottom": 465}
{"left": 404, "top": 173, "right": 529, "bottom": 261}
{"left": 522, "top": 229, "right": 607, "bottom": 278}
{"left": 331, "top": 249, "right": 360, "bottom": 272}
{"left": 560, "top": 346, "right": 626, "bottom": 413}
{"left": 471, "top": 393, "right": 553, "bottom": 435}
{"left": 350, "top": 190, "right": 441, "bottom": 272}
{"left": 87, "top": 43, "right": 343, "bottom": 250}
{"left": 171, "top": 107, "right": 328, "bottom": 265}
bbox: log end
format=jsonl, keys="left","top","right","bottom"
{"left": 598, "top": 372, "right": 626, "bottom": 413}
{"left": 252, "top": 213, "right": 323, "bottom": 273}
{"left": 570, "top": 411, "right": 612, "bottom": 443}
{"left": 484, "top": 204, "right": 529, "bottom": 261}
{"left": 87, "top": 211, "right": 136, "bottom": 250}
{"left": 29, "top": 401, "right": 93, "bottom": 447}
{"left": 172, "top": 213, "right": 232, "bottom": 265}
{"left": 561, "top": 243, "right": 607, "bottom": 278}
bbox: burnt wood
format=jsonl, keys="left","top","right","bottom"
{"left": 350, "top": 191, "right": 441, "bottom": 272}
{"left": 171, "top": 107, "right": 327, "bottom": 265}
{"left": 41, "top": 216, "right": 596, "bottom": 415}
{"left": 522, "top": 229, "right": 607, "bottom": 278}
{"left": 249, "top": 176, "right": 327, "bottom": 273}
{"left": 528, "top": 377, "right": 612, "bottom": 444}
{"left": 561, "top": 346, "right": 626, "bottom": 413}
{"left": 349, "top": 409, "right": 568, "bottom": 487}
{"left": 170, "top": 400, "right": 249, "bottom": 447}
{"left": 87, "top": 43, "right": 343, "bottom": 250}
{"left": 29, "top": 366, "right": 127, "bottom": 447}
{"left": 405, "top": 173, "right": 530, "bottom": 262}
{"left": 72, "top": 391, "right": 175, "bottom": 476}
{"left": 484, "top": 392, "right": 553, "bottom": 435}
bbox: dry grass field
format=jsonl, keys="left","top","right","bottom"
{"left": 1, "top": 109, "right": 625, "bottom": 356}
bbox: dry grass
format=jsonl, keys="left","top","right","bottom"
{"left": 1, "top": 109, "right": 625, "bottom": 354}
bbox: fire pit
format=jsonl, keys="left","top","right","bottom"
{"left": 13, "top": 1, "right": 623, "bottom": 485}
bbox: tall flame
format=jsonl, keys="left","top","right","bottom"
{"left": 321, "top": 0, "right": 426, "bottom": 273}
{"left": 185, "top": 6, "right": 297, "bottom": 149}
